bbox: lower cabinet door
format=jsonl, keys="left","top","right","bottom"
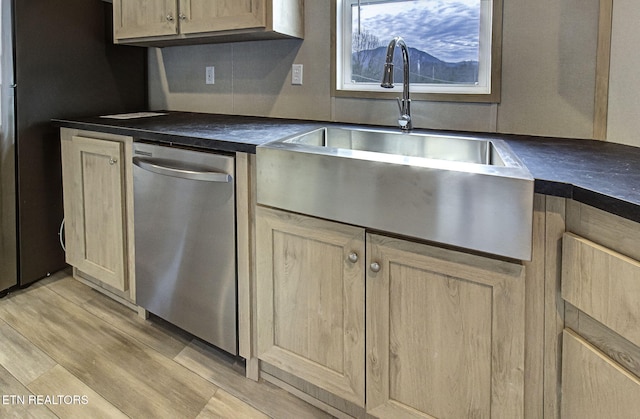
{"left": 562, "top": 329, "right": 640, "bottom": 419}
{"left": 256, "top": 206, "right": 366, "bottom": 407}
{"left": 61, "top": 135, "right": 127, "bottom": 292}
{"left": 366, "top": 233, "right": 526, "bottom": 419}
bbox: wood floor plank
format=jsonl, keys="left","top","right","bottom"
{"left": 0, "top": 365, "right": 58, "bottom": 419}
{"left": 197, "top": 389, "right": 270, "bottom": 419}
{"left": 2, "top": 273, "right": 338, "bottom": 419}
{"left": 43, "top": 273, "right": 103, "bottom": 306}
{"left": 176, "top": 339, "right": 333, "bottom": 419}
{"left": 46, "top": 275, "right": 192, "bottom": 358}
{"left": 0, "top": 321, "right": 57, "bottom": 386}
{"left": 28, "top": 364, "right": 129, "bottom": 419}
{"left": 0, "top": 284, "right": 218, "bottom": 418}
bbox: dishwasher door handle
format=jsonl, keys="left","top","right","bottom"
{"left": 133, "top": 157, "right": 232, "bottom": 183}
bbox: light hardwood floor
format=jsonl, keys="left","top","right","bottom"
{"left": 0, "top": 270, "right": 333, "bottom": 419}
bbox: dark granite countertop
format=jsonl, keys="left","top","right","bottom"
{"left": 54, "top": 111, "right": 640, "bottom": 224}
{"left": 503, "top": 135, "right": 640, "bottom": 222}
{"left": 53, "top": 111, "right": 322, "bottom": 154}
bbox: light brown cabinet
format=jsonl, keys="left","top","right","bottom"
{"left": 113, "top": 0, "right": 304, "bottom": 46}
{"left": 256, "top": 206, "right": 526, "bottom": 417}
{"left": 366, "top": 233, "right": 525, "bottom": 419}
{"left": 60, "top": 129, "right": 135, "bottom": 301}
{"left": 562, "top": 329, "right": 640, "bottom": 418}
{"left": 113, "top": 0, "right": 179, "bottom": 40}
{"left": 256, "top": 206, "right": 366, "bottom": 406}
{"left": 561, "top": 201, "right": 640, "bottom": 419}
{"left": 562, "top": 232, "right": 640, "bottom": 347}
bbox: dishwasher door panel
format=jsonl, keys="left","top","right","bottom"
{"left": 133, "top": 143, "right": 237, "bottom": 355}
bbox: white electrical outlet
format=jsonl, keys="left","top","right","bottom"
{"left": 292, "top": 64, "right": 303, "bottom": 85}
{"left": 206, "top": 66, "right": 215, "bottom": 85}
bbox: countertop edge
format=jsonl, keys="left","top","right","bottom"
{"left": 54, "top": 114, "right": 640, "bottom": 225}
{"left": 53, "top": 119, "right": 260, "bottom": 154}
{"left": 570, "top": 187, "right": 640, "bottom": 224}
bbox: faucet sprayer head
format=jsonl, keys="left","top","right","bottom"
{"left": 381, "top": 37, "right": 405, "bottom": 88}
{"left": 381, "top": 63, "right": 394, "bottom": 88}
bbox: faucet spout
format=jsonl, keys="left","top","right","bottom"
{"left": 381, "top": 36, "right": 412, "bottom": 130}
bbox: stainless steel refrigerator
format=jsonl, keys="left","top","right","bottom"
{"left": 0, "top": 0, "right": 147, "bottom": 294}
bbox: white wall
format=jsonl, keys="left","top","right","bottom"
{"left": 606, "top": 0, "right": 640, "bottom": 147}
{"left": 498, "top": 0, "right": 598, "bottom": 139}
{"left": 149, "top": 0, "right": 604, "bottom": 141}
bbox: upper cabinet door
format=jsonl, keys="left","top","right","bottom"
{"left": 178, "top": 0, "right": 265, "bottom": 35}
{"left": 113, "top": 0, "right": 179, "bottom": 40}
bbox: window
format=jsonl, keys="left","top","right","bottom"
{"left": 334, "top": 0, "right": 502, "bottom": 102}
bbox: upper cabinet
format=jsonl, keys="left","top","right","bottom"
{"left": 113, "top": 0, "right": 178, "bottom": 40}
{"left": 113, "top": 0, "right": 304, "bottom": 47}
{"left": 179, "top": 0, "right": 264, "bottom": 35}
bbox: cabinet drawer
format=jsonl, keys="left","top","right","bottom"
{"left": 562, "top": 329, "right": 640, "bottom": 418}
{"left": 562, "top": 232, "right": 640, "bottom": 346}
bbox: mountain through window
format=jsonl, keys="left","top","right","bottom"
{"left": 335, "top": 0, "right": 500, "bottom": 101}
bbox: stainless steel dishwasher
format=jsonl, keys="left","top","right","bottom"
{"left": 133, "top": 142, "right": 237, "bottom": 355}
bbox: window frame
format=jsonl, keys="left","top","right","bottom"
{"left": 331, "top": 0, "right": 503, "bottom": 103}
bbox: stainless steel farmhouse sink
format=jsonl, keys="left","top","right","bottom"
{"left": 281, "top": 126, "right": 509, "bottom": 165}
{"left": 257, "top": 126, "right": 534, "bottom": 260}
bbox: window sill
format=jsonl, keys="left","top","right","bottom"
{"left": 332, "top": 88, "right": 501, "bottom": 104}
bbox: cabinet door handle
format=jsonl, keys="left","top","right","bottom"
{"left": 348, "top": 252, "right": 359, "bottom": 263}
{"left": 370, "top": 262, "right": 381, "bottom": 273}
{"left": 109, "top": 158, "right": 118, "bottom": 165}
{"left": 179, "top": 13, "right": 187, "bottom": 21}
{"left": 166, "top": 13, "right": 175, "bottom": 22}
